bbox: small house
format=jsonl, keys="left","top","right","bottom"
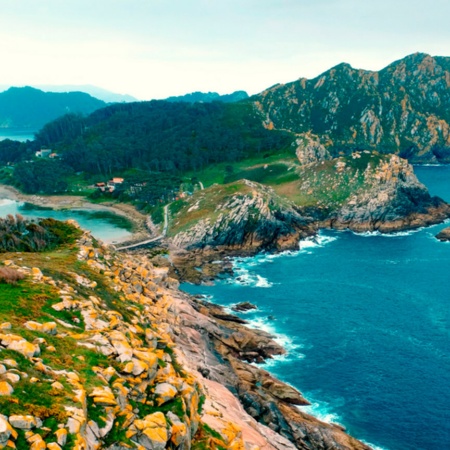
{"left": 35, "top": 149, "right": 52, "bottom": 158}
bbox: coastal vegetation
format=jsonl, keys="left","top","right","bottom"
{"left": 0, "top": 215, "right": 82, "bottom": 252}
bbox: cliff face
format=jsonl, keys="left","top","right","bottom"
{"left": 254, "top": 53, "right": 450, "bottom": 163}
{"left": 294, "top": 152, "right": 450, "bottom": 232}
{"left": 169, "top": 179, "right": 316, "bottom": 253}
{"left": 0, "top": 226, "right": 370, "bottom": 449}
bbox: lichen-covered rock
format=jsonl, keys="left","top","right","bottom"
{"left": 9, "top": 415, "right": 37, "bottom": 429}
{"left": 154, "top": 382, "right": 178, "bottom": 406}
{"left": 131, "top": 412, "right": 169, "bottom": 450}
{"left": 0, "top": 381, "right": 13, "bottom": 396}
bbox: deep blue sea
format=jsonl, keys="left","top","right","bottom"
{"left": 182, "top": 165, "right": 450, "bottom": 450}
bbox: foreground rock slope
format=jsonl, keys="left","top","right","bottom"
{"left": 0, "top": 223, "right": 370, "bottom": 449}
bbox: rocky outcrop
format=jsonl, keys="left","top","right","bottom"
{"left": 326, "top": 154, "right": 450, "bottom": 231}
{"left": 436, "top": 227, "right": 450, "bottom": 241}
{"left": 296, "top": 152, "right": 450, "bottom": 232}
{"left": 169, "top": 179, "right": 316, "bottom": 253}
{"left": 254, "top": 53, "right": 450, "bottom": 163}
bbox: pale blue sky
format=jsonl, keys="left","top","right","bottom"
{"left": 1, "top": 0, "right": 449, "bottom": 99}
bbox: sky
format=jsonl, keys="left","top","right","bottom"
{"left": 1, "top": 0, "right": 449, "bottom": 100}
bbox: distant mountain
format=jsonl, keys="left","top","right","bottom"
{"left": 0, "top": 86, "right": 106, "bottom": 130}
{"left": 33, "top": 84, "right": 138, "bottom": 103}
{"left": 253, "top": 52, "right": 450, "bottom": 163}
{"left": 165, "top": 90, "right": 248, "bottom": 103}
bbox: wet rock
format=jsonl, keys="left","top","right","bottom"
{"left": 231, "top": 302, "right": 257, "bottom": 312}
{"left": 436, "top": 226, "right": 450, "bottom": 241}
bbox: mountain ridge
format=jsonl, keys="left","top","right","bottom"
{"left": 253, "top": 52, "right": 450, "bottom": 163}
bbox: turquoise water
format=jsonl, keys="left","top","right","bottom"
{"left": 182, "top": 166, "right": 450, "bottom": 450}
{"left": 0, "top": 199, "right": 133, "bottom": 243}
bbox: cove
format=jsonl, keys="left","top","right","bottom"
{"left": 0, "top": 199, "right": 133, "bottom": 243}
{"left": 182, "top": 165, "right": 450, "bottom": 450}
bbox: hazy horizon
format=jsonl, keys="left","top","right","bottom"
{"left": 1, "top": 0, "right": 449, "bottom": 100}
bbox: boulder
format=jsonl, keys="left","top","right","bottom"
{"left": 134, "top": 412, "right": 169, "bottom": 450}
{"left": 154, "top": 383, "right": 178, "bottom": 406}
{"left": 0, "top": 381, "right": 13, "bottom": 396}
{"left": 9, "top": 415, "right": 37, "bottom": 429}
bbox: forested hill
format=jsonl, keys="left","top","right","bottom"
{"left": 253, "top": 52, "right": 450, "bottom": 163}
{"left": 165, "top": 90, "right": 249, "bottom": 103}
{"left": 35, "top": 100, "right": 292, "bottom": 175}
{"left": 0, "top": 86, "right": 106, "bottom": 130}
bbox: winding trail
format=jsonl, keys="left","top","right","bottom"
{"left": 163, "top": 203, "right": 170, "bottom": 236}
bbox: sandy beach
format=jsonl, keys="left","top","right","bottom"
{"left": 0, "top": 184, "right": 156, "bottom": 243}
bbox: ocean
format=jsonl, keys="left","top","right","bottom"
{"left": 181, "top": 165, "right": 450, "bottom": 450}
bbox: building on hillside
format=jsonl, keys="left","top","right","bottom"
{"left": 35, "top": 149, "right": 52, "bottom": 158}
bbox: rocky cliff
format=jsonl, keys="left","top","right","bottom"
{"left": 168, "top": 179, "right": 315, "bottom": 253}
{"left": 292, "top": 152, "right": 450, "bottom": 232}
{"left": 0, "top": 223, "right": 371, "bottom": 449}
{"left": 253, "top": 53, "right": 450, "bottom": 163}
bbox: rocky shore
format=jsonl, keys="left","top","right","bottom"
{"left": 0, "top": 227, "right": 371, "bottom": 449}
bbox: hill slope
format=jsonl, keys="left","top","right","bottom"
{"left": 253, "top": 53, "right": 450, "bottom": 163}
{"left": 0, "top": 87, "right": 106, "bottom": 130}
{"left": 165, "top": 90, "right": 249, "bottom": 103}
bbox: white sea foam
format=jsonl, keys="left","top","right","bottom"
{"left": 300, "top": 401, "right": 342, "bottom": 425}
{"left": 299, "top": 233, "right": 337, "bottom": 250}
{"left": 360, "top": 441, "right": 390, "bottom": 450}
{"left": 355, "top": 229, "right": 419, "bottom": 238}
{"left": 246, "top": 316, "right": 304, "bottom": 358}
{"left": 229, "top": 271, "right": 273, "bottom": 288}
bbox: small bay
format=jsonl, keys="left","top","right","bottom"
{"left": 0, "top": 199, "right": 133, "bottom": 243}
{"left": 182, "top": 165, "right": 450, "bottom": 450}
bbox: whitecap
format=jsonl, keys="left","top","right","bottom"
{"left": 299, "top": 401, "right": 342, "bottom": 425}
{"left": 299, "top": 233, "right": 337, "bottom": 250}
{"left": 228, "top": 264, "right": 273, "bottom": 288}
{"left": 360, "top": 441, "right": 390, "bottom": 450}
{"left": 354, "top": 229, "right": 420, "bottom": 238}
{"left": 255, "top": 275, "right": 272, "bottom": 288}
{"left": 246, "top": 316, "right": 303, "bottom": 354}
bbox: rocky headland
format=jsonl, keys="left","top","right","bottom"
{"left": 0, "top": 223, "right": 371, "bottom": 449}
{"left": 165, "top": 153, "right": 450, "bottom": 272}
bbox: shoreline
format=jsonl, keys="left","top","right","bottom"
{"left": 0, "top": 184, "right": 155, "bottom": 244}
